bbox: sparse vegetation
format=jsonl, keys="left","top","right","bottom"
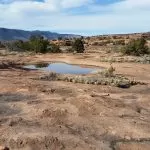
{"left": 113, "top": 40, "right": 125, "bottom": 45}
{"left": 122, "top": 38, "right": 150, "bottom": 56}
{"left": 38, "top": 72, "right": 137, "bottom": 88}
{"left": 37, "top": 64, "right": 142, "bottom": 89}
{"left": 66, "top": 47, "right": 74, "bottom": 53}
{"left": 99, "top": 55, "right": 150, "bottom": 64}
{"left": 29, "top": 35, "right": 49, "bottom": 53}
{"left": 0, "top": 41, "right": 5, "bottom": 48}
{"left": 40, "top": 72, "right": 59, "bottom": 81}
{"left": 4, "top": 35, "right": 61, "bottom": 53}
{"left": 47, "top": 43, "right": 61, "bottom": 53}
{"left": 58, "top": 37, "right": 63, "bottom": 40}
{"left": 99, "top": 65, "right": 116, "bottom": 77}
{"left": 64, "top": 40, "right": 72, "bottom": 46}
{"left": 1, "top": 31, "right": 150, "bottom": 150}
{"left": 35, "top": 63, "right": 49, "bottom": 68}
{"left": 72, "top": 38, "right": 85, "bottom": 53}
{"left": 92, "top": 40, "right": 113, "bottom": 46}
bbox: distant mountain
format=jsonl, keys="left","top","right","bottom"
{"left": 0, "top": 28, "right": 80, "bottom": 41}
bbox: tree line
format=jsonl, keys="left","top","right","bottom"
{"left": 1, "top": 35, "right": 85, "bottom": 53}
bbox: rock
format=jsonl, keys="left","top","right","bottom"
{"left": 117, "top": 80, "right": 131, "bottom": 88}
{"left": 124, "top": 136, "right": 131, "bottom": 140}
{"left": 0, "top": 146, "right": 9, "bottom": 150}
{"left": 140, "top": 109, "right": 149, "bottom": 115}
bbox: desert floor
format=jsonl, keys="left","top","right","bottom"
{"left": 0, "top": 52, "right": 150, "bottom": 150}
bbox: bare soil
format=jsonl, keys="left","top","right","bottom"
{"left": 0, "top": 51, "right": 150, "bottom": 150}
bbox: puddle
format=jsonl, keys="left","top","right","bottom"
{"left": 23, "top": 62, "right": 102, "bottom": 74}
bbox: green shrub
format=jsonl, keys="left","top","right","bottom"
{"left": 0, "top": 41, "right": 5, "bottom": 48}
{"left": 122, "top": 38, "right": 150, "bottom": 56}
{"left": 5, "top": 35, "right": 62, "bottom": 54}
{"left": 58, "top": 37, "right": 63, "bottom": 40}
{"left": 5, "top": 41, "right": 25, "bottom": 52}
{"left": 66, "top": 48, "right": 74, "bottom": 53}
{"left": 64, "top": 40, "right": 72, "bottom": 46}
{"left": 29, "top": 35, "right": 49, "bottom": 53}
{"left": 47, "top": 43, "right": 61, "bottom": 53}
{"left": 14, "top": 40, "right": 31, "bottom": 51}
{"left": 72, "top": 39, "right": 85, "bottom": 53}
{"left": 29, "top": 35, "right": 61, "bottom": 53}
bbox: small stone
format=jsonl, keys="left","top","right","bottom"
{"left": 125, "top": 136, "right": 131, "bottom": 140}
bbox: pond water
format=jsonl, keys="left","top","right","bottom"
{"left": 23, "top": 62, "right": 100, "bottom": 74}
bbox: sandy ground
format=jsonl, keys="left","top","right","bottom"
{"left": 0, "top": 52, "right": 150, "bottom": 150}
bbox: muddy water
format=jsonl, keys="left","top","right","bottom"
{"left": 23, "top": 62, "right": 101, "bottom": 74}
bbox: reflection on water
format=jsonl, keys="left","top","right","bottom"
{"left": 24, "top": 62, "right": 101, "bottom": 75}
{"left": 35, "top": 63, "right": 49, "bottom": 68}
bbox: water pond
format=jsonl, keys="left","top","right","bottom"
{"left": 23, "top": 62, "right": 102, "bottom": 75}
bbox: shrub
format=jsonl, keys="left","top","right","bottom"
{"left": 58, "top": 37, "right": 63, "bottom": 40}
{"left": 66, "top": 48, "right": 74, "bottom": 53}
{"left": 35, "top": 63, "right": 49, "bottom": 68}
{"left": 112, "top": 35, "right": 117, "bottom": 39}
{"left": 29, "top": 36, "right": 61, "bottom": 53}
{"left": 47, "top": 43, "right": 61, "bottom": 53}
{"left": 64, "top": 40, "right": 72, "bottom": 46}
{"left": 92, "top": 42, "right": 99, "bottom": 46}
{"left": 29, "top": 35, "right": 49, "bottom": 53}
{"left": 122, "top": 38, "right": 150, "bottom": 56}
{"left": 98, "top": 65, "right": 116, "bottom": 77}
{"left": 13, "top": 40, "right": 31, "bottom": 51}
{"left": 113, "top": 40, "right": 125, "bottom": 45}
{"left": 0, "top": 41, "right": 5, "bottom": 48}
{"left": 4, "top": 41, "right": 24, "bottom": 52}
{"left": 40, "top": 72, "right": 58, "bottom": 81}
{"left": 4, "top": 36, "right": 63, "bottom": 54}
{"left": 72, "top": 39, "right": 85, "bottom": 53}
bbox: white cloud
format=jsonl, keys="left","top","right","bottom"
{"left": 0, "top": 0, "right": 150, "bottom": 35}
{"left": 61, "top": 0, "right": 93, "bottom": 8}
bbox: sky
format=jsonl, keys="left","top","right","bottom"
{"left": 0, "top": 0, "right": 150, "bottom": 35}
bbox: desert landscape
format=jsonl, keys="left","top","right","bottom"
{"left": 0, "top": 31, "right": 150, "bottom": 150}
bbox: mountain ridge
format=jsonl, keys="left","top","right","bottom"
{"left": 0, "top": 28, "right": 80, "bottom": 41}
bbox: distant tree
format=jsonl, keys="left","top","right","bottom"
{"left": 122, "top": 38, "right": 150, "bottom": 56}
{"left": 6, "top": 40, "right": 31, "bottom": 52}
{"left": 29, "top": 35, "right": 49, "bottom": 53}
{"left": 64, "top": 40, "right": 72, "bottom": 46}
{"left": 58, "top": 37, "right": 63, "bottom": 40}
{"left": 47, "top": 43, "right": 61, "bottom": 53}
{"left": 4, "top": 35, "right": 63, "bottom": 54}
{"left": 80, "top": 36, "right": 84, "bottom": 40}
{"left": 72, "top": 39, "right": 85, "bottom": 53}
{"left": 5, "top": 40, "right": 24, "bottom": 52}
{"left": 0, "top": 41, "right": 5, "bottom": 48}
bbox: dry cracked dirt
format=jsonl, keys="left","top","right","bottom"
{"left": 0, "top": 52, "right": 150, "bottom": 150}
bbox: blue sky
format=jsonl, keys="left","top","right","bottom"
{"left": 0, "top": 0, "right": 150, "bottom": 35}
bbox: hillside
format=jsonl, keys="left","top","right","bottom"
{"left": 0, "top": 28, "right": 80, "bottom": 41}
{"left": 83, "top": 32, "right": 150, "bottom": 53}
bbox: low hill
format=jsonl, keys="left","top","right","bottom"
{"left": 0, "top": 28, "right": 80, "bottom": 41}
